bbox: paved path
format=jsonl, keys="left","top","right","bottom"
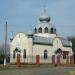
{"left": 0, "top": 67, "right": 75, "bottom": 75}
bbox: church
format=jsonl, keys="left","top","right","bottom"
{"left": 10, "top": 9, "right": 73, "bottom": 64}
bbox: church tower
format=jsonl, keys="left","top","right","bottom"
{"left": 33, "top": 8, "right": 57, "bottom": 38}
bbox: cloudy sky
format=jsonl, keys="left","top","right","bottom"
{"left": 0, "top": 0, "right": 75, "bottom": 44}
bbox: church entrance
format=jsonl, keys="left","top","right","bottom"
{"left": 60, "top": 50, "right": 69, "bottom": 64}
{"left": 54, "top": 48, "right": 69, "bottom": 65}
{"left": 13, "top": 47, "right": 21, "bottom": 65}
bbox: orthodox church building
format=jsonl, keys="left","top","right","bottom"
{"left": 10, "top": 9, "right": 72, "bottom": 64}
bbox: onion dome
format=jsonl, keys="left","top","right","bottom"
{"left": 39, "top": 9, "right": 51, "bottom": 22}
{"left": 33, "top": 8, "right": 56, "bottom": 35}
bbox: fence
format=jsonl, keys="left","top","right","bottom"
{"left": 12, "top": 55, "right": 74, "bottom": 65}
{"left": 21, "top": 55, "right": 70, "bottom": 64}
{"left": 60, "top": 55, "right": 67, "bottom": 64}
{"left": 22, "top": 56, "right": 52, "bottom": 64}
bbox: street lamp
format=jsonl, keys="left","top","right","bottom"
{"left": 4, "top": 21, "right": 7, "bottom": 66}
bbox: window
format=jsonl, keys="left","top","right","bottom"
{"left": 44, "top": 27, "right": 48, "bottom": 33}
{"left": 34, "top": 28, "right": 37, "bottom": 33}
{"left": 38, "top": 27, "right": 42, "bottom": 33}
{"left": 44, "top": 50, "right": 48, "bottom": 59}
{"left": 51, "top": 28, "right": 53, "bottom": 34}
{"left": 63, "top": 51, "right": 69, "bottom": 59}
{"left": 13, "top": 47, "right": 21, "bottom": 59}
{"left": 54, "top": 28, "right": 56, "bottom": 34}
{"left": 23, "top": 49, "right": 26, "bottom": 58}
{"left": 63, "top": 53, "right": 66, "bottom": 59}
{"left": 13, "top": 50, "right": 15, "bottom": 59}
{"left": 55, "top": 28, "right": 56, "bottom": 34}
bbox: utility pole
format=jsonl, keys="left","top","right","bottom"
{"left": 4, "top": 21, "right": 7, "bottom": 66}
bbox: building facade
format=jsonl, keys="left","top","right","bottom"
{"left": 10, "top": 9, "right": 73, "bottom": 64}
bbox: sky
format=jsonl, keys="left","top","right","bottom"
{"left": 0, "top": 0, "right": 75, "bottom": 44}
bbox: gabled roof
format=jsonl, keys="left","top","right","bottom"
{"left": 33, "top": 35, "right": 53, "bottom": 45}
{"left": 58, "top": 37, "right": 72, "bottom": 47}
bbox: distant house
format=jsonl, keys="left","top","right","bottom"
{"left": 10, "top": 9, "right": 73, "bottom": 64}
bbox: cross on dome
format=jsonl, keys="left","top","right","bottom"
{"left": 39, "top": 7, "right": 51, "bottom": 22}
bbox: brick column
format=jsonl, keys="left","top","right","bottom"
{"left": 57, "top": 54, "right": 60, "bottom": 65}
{"left": 16, "top": 53, "right": 20, "bottom": 67}
{"left": 70, "top": 56, "right": 74, "bottom": 64}
{"left": 67, "top": 55, "right": 70, "bottom": 64}
{"left": 36, "top": 55, "right": 40, "bottom": 65}
{"left": 52, "top": 55, "right": 55, "bottom": 64}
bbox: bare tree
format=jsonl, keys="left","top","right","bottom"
{"left": 0, "top": 43, "right": 10, "bottom": 64}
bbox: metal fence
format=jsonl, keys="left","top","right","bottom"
{"left": 40, "top": 56, "right": 52, "bottom": 64}
{"left": 22, "top": 56, "right": 52, "bottom": 64}
{"left": 12, "top": 55, "right": 69, "bottom": 64}
{"left": 60, "top": 55, "right": 67, "bottom": 64}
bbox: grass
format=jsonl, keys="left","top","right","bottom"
{"left": 68, "top": 71, "right": 75, "bottom": 74}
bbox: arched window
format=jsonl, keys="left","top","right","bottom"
{"left": 44, "top": 50, "right": 48, "bottom": 59}
{"left": 44, "top": 27, "right": 48, "bottom": 33}
{"left": 38, "top": 27, "right": 42, "bottom": 33}
{"left": 13, "top": 47, "right": 21, "bottom": 59}
{"left": 23, "top": 49, "right": 26, "bottom": 58}
{"left": 34, "top": 28, "right": 37, "bottom": 33}
{"left": 54, "top": 28, "right": 56, "bottom": 34}
{"left": 51, "top": 28, "right": 53, "bottom": 34}
{"left": 13, "top": 50, "right": 15, "bottom": 59}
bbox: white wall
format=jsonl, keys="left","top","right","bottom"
{"left": 34, "top": 33, "right": 56, "bottom": 38}
{"left": 10, "top": 33, "right": 33, "bottom": 63}
{"left": 33, "top": 44, "right": 53, "bottom": 63}
{"left": 53, "top": 37, "right": 73, "bottom": 55}
{"left": 10, "top": 33, "right": 73, "bottom": 64}
{"left": 33, "top": 44, "right": 53, "bottom": 56}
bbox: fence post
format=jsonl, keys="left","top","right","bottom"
{"left": 67, "top": 55, "right": 70, "bottom": 64}
{"left": 36, "top": 55, "right": 40, "bottom": 65}
{"left": 52, "top": 55, "right": 55, "bottom": 64}
{"left": 16, "top": 53, "right": 20, "bottom": 67}
{"left": 70, "top": 56, "right": 74, "bottom": 64}
{"left": 57, "top": 54, "right": 60, "bottom": 65}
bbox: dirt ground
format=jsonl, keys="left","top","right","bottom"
{"left": 0, "top": 66, "right": 75, "bottom": 75}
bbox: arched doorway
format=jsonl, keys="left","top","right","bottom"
{"left": 13, "top": 47, "right": 21, "bottom": 63}
{"left": 44, "top": 50, "right": 48, "bottom": 59}
{"left": 54, "top": 48, "right": 62, "bottom": 65}
{"left": 54, "top": 48, "right": 69, "bottom": 65}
